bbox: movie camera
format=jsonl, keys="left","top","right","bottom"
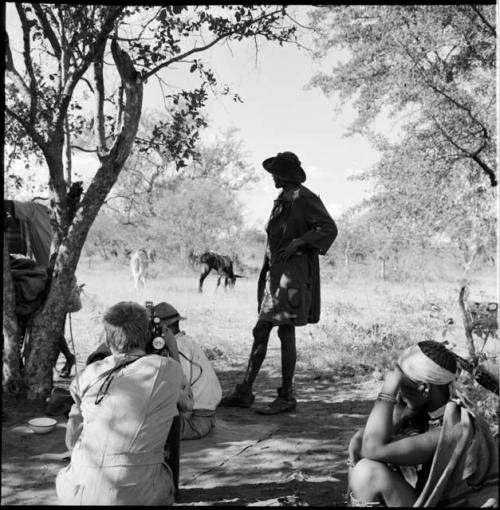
{"left": 145, "top": 301, "right": 174, "bottom": 356}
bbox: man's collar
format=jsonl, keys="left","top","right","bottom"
{"left": 278, "top": 186, "right": 300, "bottom": 201}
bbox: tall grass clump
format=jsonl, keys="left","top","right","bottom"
{"left": 298, "top": 275, "right": 498, "bottom": 435}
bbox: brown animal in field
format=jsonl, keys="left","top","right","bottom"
{"left": 130, "top": 248, "right": 156, "bottom": 290}
{"left": 198, "top": 251, "right": 242, "bottom": 293}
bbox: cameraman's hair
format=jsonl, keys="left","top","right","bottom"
{"left": 103, "top": 301, "right": 149, "bottom": 353}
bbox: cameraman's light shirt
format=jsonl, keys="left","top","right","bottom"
{"left": 56, "top": 354, "right": 182, "bottom": 505}
{"left": 176, "top": 332, "right": 222, "bottom": 411}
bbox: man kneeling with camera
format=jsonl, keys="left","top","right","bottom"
{"left": 56, "top": 301, "right": 193, "bottom": 506}
{"left": 155, "top": 302, "right": 222, "bottom": 440}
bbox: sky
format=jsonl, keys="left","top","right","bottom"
{"left": 196, "top": 26, "right": 381, "bottom": 229}
{"left": 143, "top": 4, "right": 390, "bottom": 229}
{"left": 5, "top": 5, "right": 392, "bottom": 230}
{"left": 144, "top": 5, "right": 384, "bottom": 228}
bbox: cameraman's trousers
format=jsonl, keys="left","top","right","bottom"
{"left": 180, "top": 409, "right": 216, "bottom": 440}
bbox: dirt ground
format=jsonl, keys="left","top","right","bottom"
{"left": 1, "top": 357, "right": 377, "bottom": 506}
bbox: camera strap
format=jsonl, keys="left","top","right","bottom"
{"left": 178, "top": 350, "right": 203, "bottom": 386}
{"left": 79, "top": 355, "right": 144, "bottom": 403}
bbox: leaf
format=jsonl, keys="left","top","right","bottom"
{"left": 172, "top": 5, "right": 186, "bottom": 15}
{"left": 190, "top": 63, "right": 197, "bottom": 73}
{"left": 157, "top": 8, "right": 166, "bottom": 23}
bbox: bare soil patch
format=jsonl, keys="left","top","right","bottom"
{"left": 2, "top": 363, "right": 376, "bottom": 506}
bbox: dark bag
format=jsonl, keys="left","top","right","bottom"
{"left": 45, "top": 387, "right": 74, "bottom": 417}
{"left": 10, "top": 256, "right": 48, "bottom": 317}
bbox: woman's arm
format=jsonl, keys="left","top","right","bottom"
{"left": 362, "top": 428, "right": 441, "bottom": 466}
{"left": 348, "top": 428, "right": 365, "bottom": 465}
{"left": 361, "top": 370, "right": 440, "bottom": 466}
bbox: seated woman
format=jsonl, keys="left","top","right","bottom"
{"left": 55, "top": 301, "right": 193, "bottom": 506}
{"left": 347, "top": 340, "right": 498, "bottom": 507}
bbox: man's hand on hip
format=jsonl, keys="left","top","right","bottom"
{"left": 276, "top": 238, "right": 305, "bottom": 262}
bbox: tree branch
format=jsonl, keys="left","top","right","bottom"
{"left": 79, "top": 39, "right": 143, "bottom": 223}
{"left": 93, "top": 44, "right": 107, "bottom": 157}
{"left": 114, "top": 84, "right": 124, "bottom": 139}
{"left": 71, "top": 145, "right": 97, "bottom": 153}
{"left": 32, "top": 3, "right": 61, "bottom": 58}
{"left": 5, "top": 106, "right": 47, "bottom": 151}
{"left": 469, "top": 5, "right": 496, "bottom": 38}
{"left": 53, "top": 6, "right": 124, "bottom": 143}
{"left": 471, "top": 155, "right": 497, "bottom": 187}
{"left": 143, "top": 8, "right": 286, "bottom": 80}
{"left": 15, "top": 3, "right": 38, "bottom": 124}
{"left": 81, "top": 77, "right": 95, "bottom": 93}
{"left": 431, "top": 115, "right": 496, "bottom": 187}
{"left": 107, "top": 39, "right": 143, "bottom": 167}
{"left": 4, "top": 33, "right": 31, "bottom": 103}
{"left": 143, "top": 33, "right": 229, "bottom": 80}
{"left": 400, "top": 38, "right": 488, "bottom": 135}
{"left": 137, "top": 8, "right": 162, "bottom": 40}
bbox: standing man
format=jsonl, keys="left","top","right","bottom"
{"left": 220, "top": 151, "right": 337, "bottom": 414}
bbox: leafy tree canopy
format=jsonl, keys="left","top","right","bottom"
{"left": 308, "top": 5, "right": 495, "bottom": 186}
{"left": 308, "top": 5, "right": 496, "bottom": 270}
{"left": 3, "top": 3, "right": 298, "bottom": 398}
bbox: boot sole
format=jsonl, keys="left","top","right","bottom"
{"left": 255, "top": 404, "right": 296, "bottom": 415}
{"left": 219, "top": 400, "right": 254, "bottom": 408}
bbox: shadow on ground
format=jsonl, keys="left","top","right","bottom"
{"left": 177, "top": 369, "right": 375, "bottom": 506}
{"left": 1, "top": 368, "right": 376, "bottom": 506}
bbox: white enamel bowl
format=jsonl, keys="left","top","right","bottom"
{"left": 28, "top": 417, "right": 57, "bottom": 434}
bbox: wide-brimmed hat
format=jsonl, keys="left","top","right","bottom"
{"left": 262, "top": 151, "right": 306, "bottom": 184}
{"left": 154, "top": 302, "right": 187, "bottom": 326}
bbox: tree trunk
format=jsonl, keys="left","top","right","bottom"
{"left": 22, "top": 275, "right": 71, "bottom": 399}
{"left": 344, "top": 239, "right": 350, "bottom": 272}
{"left": 2, "top": 235, "right": 24, "bottom": 396}
{"left": 380, "top": 258, "right": 386, "bottom": 280}
{"left": 463, "top": 249, "right": 478, "bottom": 274}
{"left": 22, "top": 40, "right": 143, "bottom": 399}
{"left": 458, "top": 285, "right": 476, "bottom": 358}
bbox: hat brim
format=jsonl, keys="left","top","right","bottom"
{"left": 162, "top": 315, "right": 187, "bottom": 326}
{"left": 263, "top": 157, "right": 276, "bottom": 171}
{"left": 262, "top": 156, "right": 306, "bottom": 184}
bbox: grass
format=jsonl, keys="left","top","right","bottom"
{"left": 71, "top": 257, "right": 499, "bottom": 434}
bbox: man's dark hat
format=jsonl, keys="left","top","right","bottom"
{"left": 153, "top": 302, "right": 186, "bottom": 326}
{"left": 262, "top": 151, "right": 306, "bottom": 184}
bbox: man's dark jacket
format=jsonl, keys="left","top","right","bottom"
{"left": 257, "top": 185, "right": 337, "bottom": 326}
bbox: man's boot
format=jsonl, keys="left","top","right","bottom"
{"left": 255, "top": 387, "right": 296, "bottom": 415}
{"left": 219, "top": 382, "right": 255, "bottom": 408}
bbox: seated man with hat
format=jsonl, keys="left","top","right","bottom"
{"left": 154, "top": 302, "right": 222, "bottom": 440}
